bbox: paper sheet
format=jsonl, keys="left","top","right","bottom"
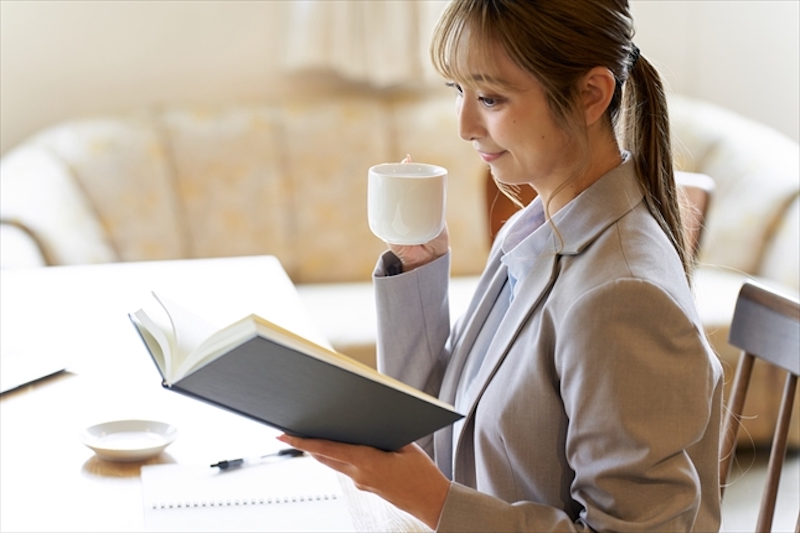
{"left": 141, "top": 456, "right": 355, "bottom": 532}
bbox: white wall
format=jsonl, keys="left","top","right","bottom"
{"left": 1, "top": 0, "right": 798, "bottom": 155}
{"left": 0, "top": 1, "right": 294, "bottom": 155}
{"left": 631, "top": 0, "right": 799, "bottom": 144}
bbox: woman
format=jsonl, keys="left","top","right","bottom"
{"left": 279, "top": 0, "right": 723, "bottom": 530}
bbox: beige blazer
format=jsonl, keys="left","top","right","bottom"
{"left": 374, "top": 159, "right": 723, "bottom": 532}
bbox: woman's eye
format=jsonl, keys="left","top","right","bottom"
{"left": 479, "top": 96, "right": 498, "bottom": 108}
{"left": 445, "top": 81, "right": 463, "bottom": 96}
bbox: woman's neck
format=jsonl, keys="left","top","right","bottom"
{"left": 538, "top": 130, "right": 623, "bottom": 217}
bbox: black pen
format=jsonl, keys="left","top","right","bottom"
{"left": 210, "top": 447, "right": 304, "bottom": 469}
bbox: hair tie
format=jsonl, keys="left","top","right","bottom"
{"left": 630, "top": 43, "right": 641, "bottom": 68}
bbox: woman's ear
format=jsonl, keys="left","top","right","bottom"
{"left": 581, "top": 66, "right": 617, "bottom": 127}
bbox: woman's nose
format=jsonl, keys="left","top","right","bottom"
{"left": 457, "top": 97, "right": 482, "bottom": 142}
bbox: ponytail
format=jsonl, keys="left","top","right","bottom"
{"left": 621, "top": 52, "right": 692, "bottom": 282}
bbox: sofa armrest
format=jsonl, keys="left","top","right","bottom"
{"left": 669, "top": 95, "right": 800, "bottom": 276}
{"left": 0, "top": 221, "right": 47, "bottom": 268}
{"left": 0, "top": 143, "right": 118, "bottom": 266}
{"left": 758, "top": 193, "right": 800, "bottom": 292}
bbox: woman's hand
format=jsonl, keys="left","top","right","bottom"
{"left": 389, "top": 225, "right": 450, "bottom": 273}
{"left": 277, "top": 434, "right": 450, "bottom": 530}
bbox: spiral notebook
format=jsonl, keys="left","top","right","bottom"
{"left": 140, "top": 456, "right": 355, "bottom": 532}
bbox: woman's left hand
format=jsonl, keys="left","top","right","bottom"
{"left": 277, "top": 434, "right": 450, "bottom": 530}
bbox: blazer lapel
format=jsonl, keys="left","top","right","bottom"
{"left": 451, "top": 241, "right": 561, "bottom": 484}
{"left": 434, "top": 256, "right": 509, "bottom": 479}
{"left": 441, "top": 258, "right": 510, "bottom": 405}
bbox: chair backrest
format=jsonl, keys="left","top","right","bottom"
{"left": 484, "top": 170, "right": 714, "bottom": 261}
{"left": 675, "top": 170, "right": 715, "bottom": 259}
{"left": 720, "top": 281, "right": 800, "bottom": 532}
{"left": 484, "top": 172, "right": 537, "bottom": 243}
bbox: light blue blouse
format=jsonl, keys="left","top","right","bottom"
{"left": 451, "top": 196, "right": 548, "bottom": 464}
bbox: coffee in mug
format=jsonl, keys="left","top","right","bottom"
{"left": 367, "top": 162, "right": 447, "bottom": 245}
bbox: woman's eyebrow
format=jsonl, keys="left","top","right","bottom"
{"left": 468, "top": 73, "right": 501, "bottom": 83}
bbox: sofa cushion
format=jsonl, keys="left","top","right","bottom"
{"left": 279, "top": 98, "right": 394, "bottom": 283}
{"left": 28, "top": 117, "right": 186, "bottom": 262}
{"left": 159, "top": 106, "right": 292, "bottom": 264}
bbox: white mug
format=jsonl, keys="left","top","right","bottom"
{"left": 367, "top": 162, "right": 447, "bottom": 245}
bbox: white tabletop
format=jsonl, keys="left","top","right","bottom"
{"left": 0, "top": 256, "right": 330, "bottom": 532}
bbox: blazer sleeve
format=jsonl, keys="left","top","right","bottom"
{"left": 373, "top": 250, "right": 452, "bottom": 400}
{"left": 558, "top": 278, "right": 720, "bottom": 531}
{"left": 372, "top": 207, "right": 517, "bottom": 395}
{"left": 435, "top": 278, "right": 721, "bottom": 532}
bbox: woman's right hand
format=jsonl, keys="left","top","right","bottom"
{"left": 388, "top": 225, "right": 449, "bottom": 273}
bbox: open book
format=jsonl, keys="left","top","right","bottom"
{"left": 129, "top": 293, "right": 462, "bottom": 451}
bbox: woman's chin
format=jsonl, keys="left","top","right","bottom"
{"left": 491, "top": 168, "right": 527, "bottom": 188}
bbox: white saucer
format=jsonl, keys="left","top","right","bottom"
{"left": 81, "top": 420, "right": 177, "bottom": 462}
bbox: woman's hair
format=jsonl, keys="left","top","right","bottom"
{"left": 431, "top": 0, "right": 691, "bottom": 278}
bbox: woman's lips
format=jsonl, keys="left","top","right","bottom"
{"left": 477, "top": 150, "right": 505, "bottom": 163}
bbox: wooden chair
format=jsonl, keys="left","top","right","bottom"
{"left": 720, "top": 281, "right": 800, "bottom": 532}
{"left": 484, "top": 170, "right": 714, "bottom": 259}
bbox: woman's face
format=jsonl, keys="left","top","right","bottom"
{"left": 451, "top": 44, "right": 573, "bottom": 192}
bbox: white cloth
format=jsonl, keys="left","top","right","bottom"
{"left": 282, "top": 0, "right": 446, "bottom": 88}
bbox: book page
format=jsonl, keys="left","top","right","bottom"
{"left": 131, "top": 310, "right": 171, "bottom": 380}
{"left": 176, "top": 316, "right": 258, "bottom": 381}
{"left": 141, "top": 456, "right": 355, "bottom": 532}
{"left": 152, "top": 293, "right": 220, "bottom": 382}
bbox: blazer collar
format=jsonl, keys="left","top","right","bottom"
{"left": 550, "top": 155, "right": 644, "bottom": 256}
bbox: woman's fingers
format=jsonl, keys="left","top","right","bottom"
{"left": 278, "top": 435, "right": 448, "bottom": 529}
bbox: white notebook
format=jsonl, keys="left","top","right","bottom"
{"left": 0, "top": 348, "right": 68, "bottom": 394}
{"left": 140, "top": 456, "right": 355, "bottom": 532}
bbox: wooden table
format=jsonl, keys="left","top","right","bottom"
{"left": 0, "top": 256, "right": 341, "bottom": 532}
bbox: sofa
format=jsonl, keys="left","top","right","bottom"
{"left": 2, "top": 92, "right": 798, "bottom": 446}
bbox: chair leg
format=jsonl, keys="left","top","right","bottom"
{"left": 756, "top": 373, "right": 798, "bottom": 533}
{"left": 720, "top": 352, "right": 755, "bottom": 494}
